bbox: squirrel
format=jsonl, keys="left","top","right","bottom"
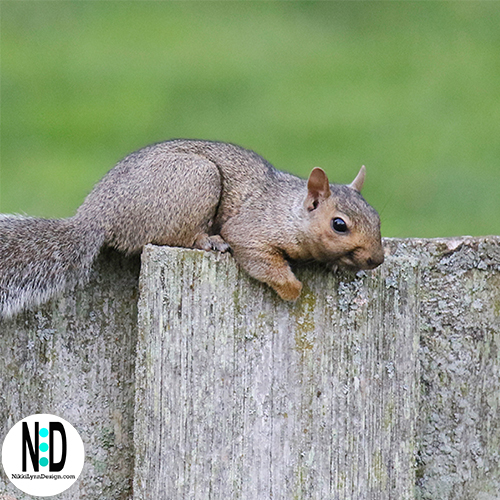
{"left": 0, "top": 139, "right": 384, "bottom": 319}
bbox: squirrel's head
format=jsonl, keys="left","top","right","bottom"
{"left": 302, "top": 165, "right": 384, "bottom": 271}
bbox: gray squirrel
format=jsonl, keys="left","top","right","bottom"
{"left": 0, "top": 139, "right": 384, "bottom": 318}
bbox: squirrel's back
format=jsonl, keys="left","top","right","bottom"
{"left": 78, "top": 140, "right": 280, "bottom": 242}
{"left": 76, "top": 140, "right": 276, "bottom": 253}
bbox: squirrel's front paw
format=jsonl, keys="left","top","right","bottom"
{"left": 194, "top": 234, "right": 231, "bottom": 253}
{"left": 272, "top": 278, "right": 303, "bottom": 301}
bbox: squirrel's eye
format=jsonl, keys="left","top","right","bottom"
{"left": 331, "top": 217, "right": 348, "bottom": 233}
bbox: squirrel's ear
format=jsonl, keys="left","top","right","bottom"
{"left": 306, "top": 167, "right": 331, "bottom": 211}
{"left": 349, "top": 165, "right": 366, "bottom": 193}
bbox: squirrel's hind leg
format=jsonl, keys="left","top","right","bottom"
{"left": 194, "top": 234, "right": 230, "bottom": 253}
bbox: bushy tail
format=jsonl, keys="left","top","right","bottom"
{"left": 0, "top": 215, "right": 105, "bottom": 319}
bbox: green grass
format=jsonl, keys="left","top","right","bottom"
{"left": 1, "top": 1, "right": 499, "bottom": 238}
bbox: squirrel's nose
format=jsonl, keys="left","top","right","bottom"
{"left": 366, "top": 253, "right": 384, "bottom": 269}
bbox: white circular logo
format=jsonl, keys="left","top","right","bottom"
{"left": 1, "top": 414, "right": 85, "bottom": 497}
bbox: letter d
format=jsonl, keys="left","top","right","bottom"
{"left": 49, "top": 422, "right": 67, "bottom": 472}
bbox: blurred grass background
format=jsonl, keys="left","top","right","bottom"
{"left": 1, "top": 1, "right": 499, "bottom": 238}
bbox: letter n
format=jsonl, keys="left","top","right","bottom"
{"left": 22, "top": 421, "right": 39, "bottom": 472}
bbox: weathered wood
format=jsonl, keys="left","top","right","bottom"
{"left": 385, "top": 237, "right": 500, "bottom": 500}
{"left": 0, "top": 249, "right": 140, "bottom": 500}
{"left": 2, "top": 238, "right": 500, "bottom": 500}
{"left": 133, "top": 245, "right": 420, "bottom": 500}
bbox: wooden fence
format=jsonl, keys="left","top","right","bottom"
{"left": 1, "top": 237, "right": 500, "bottom": 499}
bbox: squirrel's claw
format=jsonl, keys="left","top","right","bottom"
{"left": 194, "top": 233, "right": 231, "bottom": 253}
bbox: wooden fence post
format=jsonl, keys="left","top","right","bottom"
{"left": 385, "top": 237, "right": 500, "bottom": 500}
{"left": 133, "top": 245, "right": 420, "bottom": 500}
{"left": 0, "top": 250, "right": 140, "bottom": 500}
{"left": 2, "top": 237, "right": 500, "bottom": 500}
